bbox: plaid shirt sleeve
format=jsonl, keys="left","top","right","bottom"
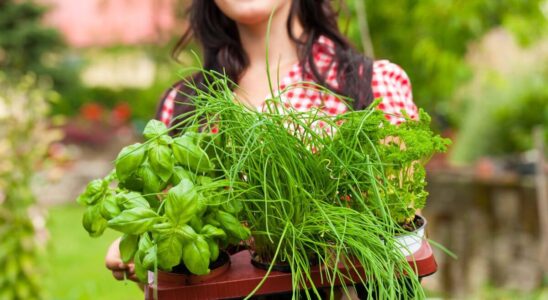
{"left": 159, "top": 85, "right": 179, "bottom": 126}
{"left": 372, "top": 60, "right": 418, "bottom": 124}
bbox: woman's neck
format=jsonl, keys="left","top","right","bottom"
{"left": 236, "top": 4, "right": 303, "bottom": 70}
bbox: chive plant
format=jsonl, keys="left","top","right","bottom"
{"left": 168, "top": 69, "right": 449, "bottom": 299}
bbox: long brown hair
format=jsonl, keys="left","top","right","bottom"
{"left": 158, "top": 0, "right": 374, "bottom": 122}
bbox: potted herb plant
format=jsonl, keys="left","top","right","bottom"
{"left": 76, "top": 120, "right": 250, "bottom": 284}
{"left": 172, "top": 70, "right": 450, "bottom": 299}
{"left": 323, "top": 107, "right": 450, "bottom": 255}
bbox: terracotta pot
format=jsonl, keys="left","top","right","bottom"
{"left": 394, "top": 215, "right": 427, "bottom": 256}
{"left": 151, "top": 251, "right": 231, "bottom": 286}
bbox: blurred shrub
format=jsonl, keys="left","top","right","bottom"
{"left": 0, "top": 73, "right": 61, "bottom": 299}
{"left": 0, "top": 0, "right": 84, "bottom": 117}
{"left": 343, "top": 0, "right": 547, "bottom": 126}
{"left": 450, "top": 65, "right": 547, "bottom": 164}
{"left": 492, "top": 79, "right": 548, "bottom": 155}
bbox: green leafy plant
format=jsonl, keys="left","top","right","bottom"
{"left": 76, "top": 120, "right": 250, "bottom": 281}
{"left": 165, "top": 69, "right": 449, "bottom": 299}
{"left": 325, "top": 108, "right": 450, "bottom": 225}
{"left": 77, "top": 63, "right": 449, "bottom": 298}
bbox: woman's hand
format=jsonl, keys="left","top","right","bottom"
{"left": 105, "top": 238, "right": 138, "bottom": 282}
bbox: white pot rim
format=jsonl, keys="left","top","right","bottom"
{"left": 394, "top": 215, "right": 427, "bottom": 256}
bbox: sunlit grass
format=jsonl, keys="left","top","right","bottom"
{"left": 44, "top": 204, "right": 142, "bottom": 300}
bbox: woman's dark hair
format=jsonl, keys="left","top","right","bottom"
{"left": 157, "top": 0, "right": 374, "bottom": 122}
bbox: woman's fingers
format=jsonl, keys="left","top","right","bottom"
{"left": 112, "top": 270, "right": 126, "bottom": 281}
{"left": 128, "top": 273, "right": 140, "bottom": 282}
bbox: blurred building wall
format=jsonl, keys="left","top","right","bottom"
{"left": 39, "top": 0, "right": 180, "bottom": 47}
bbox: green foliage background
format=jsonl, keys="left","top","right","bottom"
{"left": 0, "top": 0, "right": 83, "bottom": 115}
{"left": 342, "top": 0, "right": 547, "bottom": 127}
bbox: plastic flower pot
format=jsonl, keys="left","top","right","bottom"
{"left": 394, "top": 215, "right": 427, "bottom": 256}
{"left": 151, "top": 251, "right": 231, "bottom": 286}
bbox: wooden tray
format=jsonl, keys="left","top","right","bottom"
{"left": 145, "top": 240, "right": 437, "bottom": 300}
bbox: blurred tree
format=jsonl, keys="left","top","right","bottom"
{"left": 0, "top": 1, "right": 61, "bottom": 74}
{"left": 450, "top": 65, "right": 548, "bottom": 163}
{"left": 342, "top": 0, "right": 547, "bottom": 127}
{"left": 0, "top": 0, "right": 83, "bottom": 115}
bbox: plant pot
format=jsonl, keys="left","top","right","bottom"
{"left": 394, "top": 215, "right": 427, "bottom": 256}
{"left": 250, "top": 252, "right": 292, "bottom": 273}
{"left": 151, "top": 251, "right": 231, "bottom": 286}
{"left": 250, "top": 252, "right": 319, "bottom": 273}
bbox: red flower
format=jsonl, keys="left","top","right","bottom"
{"left": 80, "top": 103, "right": 103, "bottom": 121}
{"left": 112, "top": 102, "right": 132, "bottom": 124}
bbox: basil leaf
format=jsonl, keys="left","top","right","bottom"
{"left": 142, "top": 244, "right": 157, "bottom": 270}
{"left": 171, "top": 166, "right": 195, "bottom": 186}
{"left": 143, "top": 119, "right": 167, "bottom": 140}
{"left": 221, "top": 198, "right": 243, "bottom": 214}
{"left": 148, "top": 141, "right": 174, "bottom": 182}
{"left": 145, "top": 195, "right": 160, "bottom": 210}
{"left": 100, "top": 194, "right": 120, "bottom": 220}
{"left": 119, "top": 234, "right": 139, "bottom": 264}
{"left": 207, "top": 239, "right": 219, "bottom": 262}
{"left": 156, "top": 233, "right": 183, "bottom": 270}
{"left": 195, "top": 193, "right": 208, "bottom": 217}
{"left": 200, "top": 225, "right": 227, "bottom": 240}
{"left": 82, "top": 205, "right": 107, "bottom": 237}
{"left": 188, "top": 216, "right": 203, "bottom": 232}
{"left": 165, "top": 179, "right": 198, "bottom": 225}
{"left": 172, "top": 136, "right": 214, "bottom": 172}
{"left": 76, "top": 194, "right": 91, "bottom": 206}
{"left": 158, "top": 135, "right": 173, "bottom": 146}
{"left": 175, "top": 224, "right": 197, "bottom": 243}
{"left": 119, "top": 174, "right": 143, "bottom": 192}
{"left": 151, "top": 221, "right": 173, "bottom": 234}
{"left": 196, "top": 176, "right": 213, "bottom": 186}
{"left": 77, "top": 179, "right": 107, "bottom": 206}
{"left": 204, "top": 212, "right": 221, "bottom": 227}
{"left": 116, "top": 192, "right": 150, "bottom": 210}
{"left": 217, "top": 210, "right": 251, "bottom": 240}
{"left": 139, "top": 164, "right": 164, "bottom": 194}
{"left": 206, "top": 195, "right": 223, "bottom": 208}
{"left": 115, "top": 143, "right": 146, "bottom": 182}
{"left": 137, "top": 233, "right": 153, "bottom": 260}
{"left": 182, "top": 235, "right": 210, "bottom": 275}
{"left": 107, "top": 207, "right": 159, "bottom": 235}
{"left": 133, "top": 252, "right": 147, "bottom": 283}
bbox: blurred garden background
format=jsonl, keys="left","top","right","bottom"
{"left": 0, "top": 0, "right": 547, "bottom": 299}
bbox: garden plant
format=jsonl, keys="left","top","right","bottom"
{"left": 77, "top": 67, "right": 449, "bottom": 299}
{"left": 77, "top": 119, "right": 250, "bottom": 282}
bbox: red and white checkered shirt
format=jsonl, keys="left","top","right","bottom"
{"left": 160, "top": 36, "right": 417, "bottom": 126}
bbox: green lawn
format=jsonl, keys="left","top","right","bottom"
{"left": 44, "top": 204, "right": 143, "bottom": 300}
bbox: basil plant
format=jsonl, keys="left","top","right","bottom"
{"left": 76, "top": 120, "right": 250, "bottom": 282}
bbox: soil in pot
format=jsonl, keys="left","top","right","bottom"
{"left": 395, "top": 215, "right": 427, "bottom": 256}
{"left": 400, "top": 215, "right": 425, "bottom": 232}
{"left": 158, "top": 251, "right": 231, "bottom": 285}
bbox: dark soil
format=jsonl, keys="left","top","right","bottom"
{"left": 400, "top": 215, "right": 425, "bottom": 232}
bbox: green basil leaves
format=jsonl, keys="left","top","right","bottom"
{"left": 75, "top": 120, "right": 251, "bottom": 281}
{"left": 115, "top": 144, "right": 146, "bottom": 182}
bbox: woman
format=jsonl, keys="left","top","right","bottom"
{"left": 106, "top": 0, "right": 417, "bottom": 285}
